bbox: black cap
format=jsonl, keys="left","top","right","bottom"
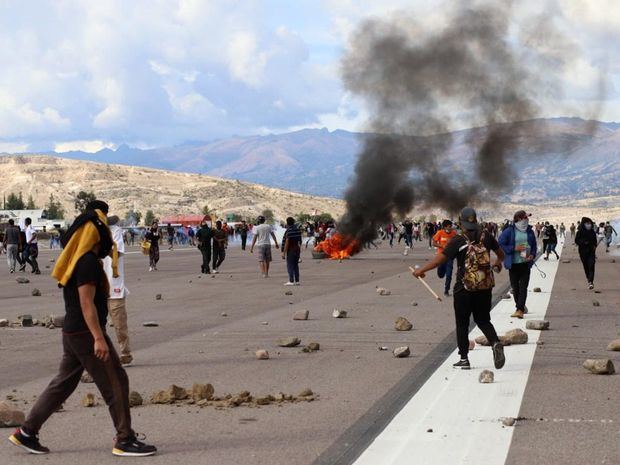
{"left": 459, "top": 207, "right": 478, "bottom": 230}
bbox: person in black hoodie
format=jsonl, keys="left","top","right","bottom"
{"left": 543, "top": 224, "right": 559, "bottom": 260}
{"left": 574, "top": 216, "right": 597, "bottom": 290}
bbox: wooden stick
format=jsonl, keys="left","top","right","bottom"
{"left": 409, "top": 266, "right": 443, "bottom": 302}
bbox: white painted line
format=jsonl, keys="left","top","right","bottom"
{"left": 354, "top": 241, "right": 564, "bottom": 465}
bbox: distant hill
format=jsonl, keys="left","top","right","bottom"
{"left": 0, "top": 156, "right": 345, "bottom": 221}
{"left": 1, "top": 117, "right": 619, "bottom": 203}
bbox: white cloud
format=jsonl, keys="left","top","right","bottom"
{"left": 54, "top": 140, "right": 116, "bottom": 153}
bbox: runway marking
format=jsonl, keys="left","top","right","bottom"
{"left": 353, "top": 242, "right": 564, "bottom": 465}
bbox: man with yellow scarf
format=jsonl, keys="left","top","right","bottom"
{"left": 9, "top": 200, "right": 157, "bottom": 457}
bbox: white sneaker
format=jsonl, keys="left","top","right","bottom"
{"left": 284, "top": 282, "right": 295, "bottom": 286}
{"left": 213, "top": 269, "right": 219, "bottom": 274}
{"left": 149, "top": 266, "right": 153, "bottom": 272}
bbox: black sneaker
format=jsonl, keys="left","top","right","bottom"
{"left": 113, "top": 435, "right": 157, "bottom": 457}
{"left": 9, "top": 428, "right": 50, "bottom": 454}
{"left": 493, "top": 342, "right": 505, "bottom": 369}
{"left": 452, "top": 358, "right": 471, "bottom": 370}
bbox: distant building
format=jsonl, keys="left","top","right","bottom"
{"left": 0, "top": 209, "right": 69, "bottom": 231}
{"left": 159, "top": 214, "right": 211, "bottom": 227}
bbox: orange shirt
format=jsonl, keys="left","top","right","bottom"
{"left": 433, "top": 229, "right": 457, "bottom": 254}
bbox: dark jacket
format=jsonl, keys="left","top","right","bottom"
{"left": 575, "top": 216, "right": 597, "bottom": 254}
{"left": 498, "top": 224, "right": 537, "bottom": 269}
{"left": 196, "top": 225, "right": 213, "bottom": 249}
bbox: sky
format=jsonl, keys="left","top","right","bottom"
{"left": 0, "top": 0, "right": 618, "bottom": 153}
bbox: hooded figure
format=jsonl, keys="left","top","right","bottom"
{"left": 575, "top": 216, "right": 597, "bottom": 289}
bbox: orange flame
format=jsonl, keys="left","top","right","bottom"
{"left": 315, "top": 233, "right": 361, "bottom": 259}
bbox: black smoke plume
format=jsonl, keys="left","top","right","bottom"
{"left": 337, "top": 2, "right": 598, "bottom": 244}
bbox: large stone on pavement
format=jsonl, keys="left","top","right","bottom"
{"left": 0, "top": 402, "right": 25, "bottom": 427}
{"left": 607, "top": 340, "right": 620, "bottom": 351}
{"left": 255, "top": 349, "right": 269, "bottom": 360}
{"left": 18, "top": 315, "right": 33, "bottom": 327}
{"left": 277, "top": 337, "right": 301, "bottom": 347}
{"left": 395, "top": 317, "right": 413, "bottom": 331}
{"left": 533, "top": 287, "right": 542, "bottom": 293}
{"left": 81, "top": 372, "right": 94, "bottom": 383}
{"left": 583, "top": 359, "right": 615, "bottom": 375}
{"left": 31, "top": 288, "right": 41, "bottom": 297}
{"left": 502, "top": 328, "right": 528, "bottom": 345}
{"left": 376, "top": 287, "right": 392, "bottom": 296}
{"left": 129, "top": 391, "right": 143, "bottom": 407}
{"left": 81, "top": 393, "right": 96, "bottom": 407}
{"left": 526, "top": 320, "right": 550, "bottom": 330}
{"left": 479, "top": 370, "right": 494, "bottom": 383}
{"left": 191, "top": 383, "right": 214, "bottom": 401}
{"left": 0, "top": 319, "right": 9, "bottom": 327}
{"left": 293, "top": 310, "right": 309, "bottom": 321}
{"left": 393, "top": 346, "right": 410, "bottom": 358}
{"left": 332, "top": 309, "right": 347, "bottom": 318}
{"left": 15, "top": 277, "right": 29, "bottom": 284}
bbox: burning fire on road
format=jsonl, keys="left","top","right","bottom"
{"left": 314, "top": 233, "right": 361, "bottom": 260}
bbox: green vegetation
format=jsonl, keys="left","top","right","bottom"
{"left": 46, "top": 194, "right": 65, "bottom": 219}
{"left": 74, "top": 190, "right": 97, "bottom": 213}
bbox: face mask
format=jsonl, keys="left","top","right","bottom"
{"left": 515, "top": 219, "right": 528, "bottom": 231}
{"left": 584, "top": 223, "right": 592, "bottom": 230}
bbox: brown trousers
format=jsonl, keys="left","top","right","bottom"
{"left": 23, "top": 332, "right": 133, "bottom": 441}
{"left": 108, "top": 298, "right": 131, "bottom": 357}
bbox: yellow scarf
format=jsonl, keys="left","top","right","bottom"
{"left": 52, "top": 209, "right": 118, "bottom": 287}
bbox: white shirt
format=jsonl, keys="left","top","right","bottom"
{"left": 253, "top": 223, "right": 273, "bottom": 246}
{"left": 25, "top": 225, "right": 37, "bottom": 244}
{"left": 103, "top": 225, "right": 128, "bottom": 299}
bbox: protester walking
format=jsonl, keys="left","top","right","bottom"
{"left": 544, "top": 224, "right": 559, "bottom": 260}
{"left": 145, "top": 221, "right": 160, "bottom": 272}
{"left": 23, "top": 217, "right": 40, "bottom": 274}
{"left": 9, "top": 201, "right": 156, "bottom": 457}
{"left": 196, "top": 220, "right": 213, "bottom": 274}
{"left": 250, "top": 215, "right": 279, "bottom": 278}
{"left": 212, "top": 220, "right": 227, "bottom": 273}
{"left": 604, "top": 221, "right": 617, "bottom": 252}
{"left": 281, "top": 217, "right": 302, "bottom": 286}
{"left": 413, "top": 207, "right": 505, "bottom": 371}
{"left": 103, "top": 215, "right": 133, "bottom": 365}
{"left": 238, "top": 220, "right": 249, "bottom": 250}
{"left": 166, "top": 223, "right": 175, "bottom": 250}
{"left": 432, "top": 219, "right": 457, "bottom": 296}
{"left": 3, "top": 219, "right": 21, "bottom": 273}
{"left": 498, "top": 210, "right": 537, "bottom": 319}
{"left": 575, "top": 217, "right": 598, "bottom": 290}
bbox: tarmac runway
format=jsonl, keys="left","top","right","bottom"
{"left": 0, "top": 238, "right": 617, "bottom": 465}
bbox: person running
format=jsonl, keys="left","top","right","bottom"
{"left": 403, "top": 220, "right": 413, "bottom": 248}
{"left": 281, "top": 217, "right": 302, "bottom": 286}
{"left": 196, "top": 220, "right": 213, "bottom": 274}
{"left": 603, "top": 221, "right": 617, "bottom": 252}
{"left": 432, "top": 220, "right": 457, "bottom": 296}
{"left": 250, "top": 215, "right": 279, "bottom": 278}
{"left": 426, "top": 221, "right": 437, "bottom": 249}
{"left": 3, "top": 219, "right": 22, "bottom": 273}
{"left": 103, "top": 215, "right": 133, "bottom": 365}
{"left": 575, "top": 217, "right": 598, "bottom": 290}
{"left": 596, "top": 222, "right": 606, "bottom": 248}
{"left": 569, "top": 222, "right": 576, "bottom": 238}
{"left": 413, "top": 207, "right": 505, "bottom": 371}
{"left": 212, "top": 220, "right": 227, "bottom": 273}
{"left": 22, "top": 218, "right": 41, "bottom": 274}
{"left": 499, "top": 210, "right": 537, "bottom": 319}
{"left": 544, "top": 224, "right": 559, "bottom": 260}
{"left": 238, "top": 220, "right": 249, "bottom": 250}
{"left": 166, "top": 223, "right": 175, "bottom": 250}
{"left": 145, "top": 221, "right": 160, "bottom": 272}
{"left": 9, "top": 200, "right": 156, "bottom": 457}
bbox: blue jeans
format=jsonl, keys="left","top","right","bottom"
{"left": 437, "top": 258, "right": 454, "bottom": 293}
{"left": 286, "top": 248, "right": 300, "bottom": 283}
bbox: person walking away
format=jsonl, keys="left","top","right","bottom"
{"left": 413, "top": 207, "right": 505, "bottom": 371}
{"left": 404, "top": 220, "right": 413, "bottom": 248}
{"left": 559, "top": 222, "right": 566, "bottom": 238}
{"left": 575, "top": 217, "right": 598, "bottom": 290}
{"left": 239, "top": 220, "right": 249, "bottom": 250}
{"left": 23, "top": 217, "right": 41, "bottom": 274}
{"left": 9, "top": 200, "right": 156, "bottom": 457}
{"left": 386, "top": 222, "right": 395, "bottom": 247}
{"left": 541, "top": 221, "right": 551, "bottom": 257}
{"left": 212, "top": 221, "right": 227, "bottom": 273}
{"left": 544, "top": 224, "right": 559, "bottom": 260}
{"left": 250, "top": 216, "right": 279, "bottom": 278}
{"left": 498, "top": 210, "right": 537, "bottom": 319}
{"left": 3, "top": 219, "right": 21, "bottom": 273}
{"left": 196, "top": 220, "right": 213, "bottom": 274}
{"left": 426, "top": 221, "right": 437, "bottom": 249}
{"left": 569, "top": 223, "right": 576, "bottom": 238}
{"left": 145, "top": 221, "right": 160, "bottom": 272}
{"left": 604, "top": 221, "right": 617, "bottom": 252}
{"left": 432, "top": 220, "right": 457, "bottom": 296}
{"left": 187, "top": 225, "right": 196, "bottom": 247}
{"left": 281, "top": 217, "right": 302, "bottom": 285}
{"left": 595, "top": 222, "right": 606, "bottom": 248}
{"left": 103, "top": 215, "right": 133, "bottom": 365}
{"left": 166, "top": 223, "right": 175, "bottom": 250}
{"left": 535, "top": 222, "right": 542, "bottom": 239}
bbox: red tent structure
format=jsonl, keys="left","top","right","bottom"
{"left": 159, "top": 215, "right": 211, "bottom": 227}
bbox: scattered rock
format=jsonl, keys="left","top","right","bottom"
{"left": 81, "top": 372, "right": 94, "bottom": 383}
{"left": 49, "top": 258, "right": 55, "bottom": 263}
{"left": 332, "top": 309, "right": 347, "bottom": 318}
{"left": 31, "top": 288, "right": 41, "bottom": 297}
{"left": 479, "top": 370, "right": 494, "bottom": 383}
{"left": 607, "top": 340, "right": 620, "bottom": 351}
{"left": 0, "top": 402, "right": 25, "bottom": 427}
{"left": 285, "top": 290, "right": 293, "bottom": 296}
{"left": 298, "top": 388, "right": 313, "bottom": 398}
{"left": 525, "top": 320, "right": 550, "bottom": 330}
{"left": 378, "top": 346, "right": 389, "bottom": 351}
{"left": 411, "top": 301, "right": 418, "bottom": 307}
{"left": 561, "top": 259, "right": 571, "bottom": 264}
{"left": 293, "top": 310, "right": 309, "bottom": 321}
{"left": 307, "top": 342, "right": 320, "bottom": 351}
{"left": 51, "top": 315, "right": 64, "bottom": 328}
{"left": 502, "top": 328, "right": 528, "bottom": 345}
{"left": 155, "top": 294, "right": 162, "bottom": 300}
{"left": 261, "top": 321, "right": 269, "bottom": 325}
{"left": 376, "top": 287, "right": 391, "bottom": 296}
{"left": 594, "top": 290, "right": 602, "bottom": 294}
{"left": 128, "top": 391, "right": 143, "bottom": 407}
{"left": 394, "top": 317, "right": 413, "bottom": 331}
{"left": 533, "top": 287, "right": 542, "bottom": 293}
{"left": 277, "top": 337, "right": 301, "bottom": 347}
{"left": 0, "top": 319, "right": 9, "bottom": 327}
{"left": 255, "top": 396, "right": 272, "bottom": 406}
{"left": 468, "top": 340, "right": 476, "bottom": 350}
{"left": 81, "top": 393, "right": 96, "bottom": 407}
{"left": 191, "top": 383, "right": 214, "bottom": 401}
{"left": 426, "top": 428, "right": 433, "bottom": 433}
{"left": 393, "top": 346, "right": 410, "bottom": 358}
{"left": 18, "top": 315, "right": 33, "bottom": 327}
{"left": 151, "top": 385, "right": 189, "bottom": 404}
{"left": 221, "top": 312, "right": 228, "bottom": 317}
{"left": 502, "top": 417, "right": 516, "bottom": 427}
{"left": 142, "top": 321, "right": 159, "bottom": 327}
{"left": 255, "top": 349, "right": 270, "bottom": 360}
{"left": 592, "top": 300, "right": 600, "bottom": 307}
{"left": 475, "top": 335, "right": 490, "bottom": 346}
{"left": 583, "top": 359, "right": 615, "bottom": 375}
{"left": 16, "top": 277, "right": 29, "bottom": 284}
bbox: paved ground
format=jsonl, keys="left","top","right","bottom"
{"left": 0, "top": 237, "right": 617, "bottom": 465}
